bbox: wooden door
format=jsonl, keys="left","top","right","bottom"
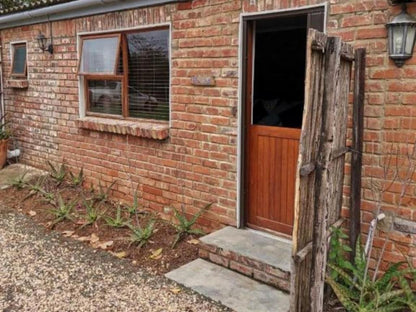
{"left": 247, "top": 126, "right": 299, "bottom": 235}
{"left": 243, "top": 9, "right": 324, "bottom": 236}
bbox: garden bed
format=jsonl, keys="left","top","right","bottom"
{"left": 0, "top": 168, "right": 202, "bottom": 276}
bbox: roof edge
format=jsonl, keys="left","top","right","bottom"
{"left": 0, "top": 0, "right": 189, "bottom": 30}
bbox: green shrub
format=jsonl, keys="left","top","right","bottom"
{"left": 326, "top": 230, "right": 416, "bottom": 312}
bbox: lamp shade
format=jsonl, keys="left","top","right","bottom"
{"left": 387, "top": 7, "right": 416, "bottom": 66}
{"left": 36, "top": 33, "right": 48, "bottom": 51}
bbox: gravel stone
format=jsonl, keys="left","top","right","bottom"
{"left": 0, "top": 206, "right": 230, "bottom": 312}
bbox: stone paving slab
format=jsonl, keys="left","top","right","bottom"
{"left": 200, "top": 227, "right": 292, "bottom": 272}
{"left": 0, "top": 163, "right": 47, "bottom": 190}
{"left": 0, "top": 207, "right": 229, "bottom": 312}
{"left": 166, "top": 259, "right": 290, "bottom": 312}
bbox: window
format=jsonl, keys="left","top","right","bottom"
{"left": 79, "top": 27, "right": 170, "bottom": 121}
{"left": 11, "top": 43, "right": 27, "bottom": 78}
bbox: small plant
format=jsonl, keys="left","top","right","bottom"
{"left": 47, "top": 161, "right": 67, "bottom": 185}
{"left": 105, "top": 204, "right": 130, "bottom": 228}
{"left": 69, "top": 167, "right": 84, "bottom": 187}
{"left": 40, "top": 189, "right": 55, "bottom": 203}
{"left": 171, "top": 203, "right": 212, "bottom": 248}
{"left": 124, "top": 189, "right": 141, "bottom": 216}
{"left": 94, "top": 180, "right": 117, "bottom": 202}
{"left": 10, "top": 171, "right": 28, "bottom": 190}
{"left": 79, "top": 198, "right": 101, "bottom": 228}
{"left": 24, "top": 176, "right": 47, "bottom": 200}
{"left": 328, "top": 226, "right": 354, "bottom": 280}
{"left": 128, "top": 219, "right": 155, "bottom": 248}
{"left": 326, "top": 230, "right": 416, "bottom": 312}
{"left": 48, "top": 194, "right": 76, "bottom": 225}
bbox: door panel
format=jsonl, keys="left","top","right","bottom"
{"left": 247, "top": 126, "right": 299, "bottom": 235}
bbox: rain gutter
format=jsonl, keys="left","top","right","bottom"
{"left": 0, "top": 0, "right": 189, "bottom": 30}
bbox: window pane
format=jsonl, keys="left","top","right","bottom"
{"left": 88, "top": 80, "right": 122, "bottom": 115}
{"left": 80, "top": 36, "right": 120, "bottom": 74}
{"left": 12, "top": 45, "right": 26, "bottom": 75}
{"left": 126, "top": 29, "right": 169, "bottom": 120}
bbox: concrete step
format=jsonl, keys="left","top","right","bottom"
{"left": 166, "top": 259, "right": 290, "bottom": 312}
{"left": 198, "top": 226, "right": 292, "bottom": 292}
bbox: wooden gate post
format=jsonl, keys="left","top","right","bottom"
{"left": 350, "top": 48, "right": 366, "bottom": 258}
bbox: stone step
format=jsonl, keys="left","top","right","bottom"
{"left": 166, "top": 259, "right": 290, "bottom": 312}
{"left": 198, "top": 226, "right": 292, "bottom": 292}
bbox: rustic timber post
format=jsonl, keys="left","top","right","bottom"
{"left": 350, "top": 49, "right": 366, "bottom": 258}
{"left": 291, "top": 29, "right": 327, "bottom": 312}
{"left": 290, "top": 29, "right": 356, "bottom": 311}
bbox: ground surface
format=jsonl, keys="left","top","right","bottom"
{"left": 0, "top": 205, "right": 229, "bottom": 312}
{"left": 0, "top": 164, "right": 200, "bottom": 275}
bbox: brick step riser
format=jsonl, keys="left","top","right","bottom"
{"left": 199, "top": 243, "right": 290, "bottom": 293}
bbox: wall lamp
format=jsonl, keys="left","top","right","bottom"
{"left": 36, "top": 33, "right": 54, "bottom": 54}
{"left": 386, "top": 3, "right": 416, "bottom": 67}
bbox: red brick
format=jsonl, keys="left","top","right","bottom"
{"left": 209, "top": 253, "right": 229, "bottom": 267}
{"left": 229, "top": 261, "right": 253, "bottom": 277}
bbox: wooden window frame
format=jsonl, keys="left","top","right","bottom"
{"left": 78, "top": 33, "right": 122, "bottom": 76}
{"left": 11, "top": 43, "right": 27, "bottom": 78}
{"left": 78, "top": 26, "right": 169, "bottom": 120}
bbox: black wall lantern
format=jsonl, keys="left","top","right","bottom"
{"left": 36, "top": 33, "right": 54, "bottom": 54}
{"left": 386, "top": 4, "right": 416, "bottom": 67}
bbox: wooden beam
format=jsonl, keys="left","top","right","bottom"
{"left": 295, "top": 218, "right": 344, "bottom": 264}
{"left": 350, "top": 48, "right": 366, "bottom": 259}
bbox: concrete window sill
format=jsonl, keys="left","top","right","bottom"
{"left": 7, "top": 79, "right": 29, "bottom": 89}
{"left": 77, "top": 117, "right": 169, "bottom": 140}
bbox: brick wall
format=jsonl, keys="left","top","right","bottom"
{"left": 1, "top": 0, "right": 415, "bottom": 268}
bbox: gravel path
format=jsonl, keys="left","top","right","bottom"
{"left": 0, "top": 206, "right": 229, "bottom": 312}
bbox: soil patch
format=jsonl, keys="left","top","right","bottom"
{"left": 0, "top": 175, "right": 200, "bottom": 275}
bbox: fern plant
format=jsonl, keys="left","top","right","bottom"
{"left": 171, "top": 203, "right": 212, "bottom": 248}
{"left": 128, "top": 220, "right": 155, "bottom": 248}
{"left": 326, "top": 231, "right": 416, "bottom": 311}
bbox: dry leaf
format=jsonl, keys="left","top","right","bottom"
{"left": 150, "top": 248, "right": 163, "bottom": 260}
{"left": 77, "top": 236, "right": 91, "bottom": 242}
{"left": 62, "top": 230, "right": 75, "bottom": 237}
{"left": 170, "top": 287, "right": 181, "bottom": 294}
{"left": 187, "top": 239, "right": 199, "bottom": 245}
{"left": 95, "top": 241, "right": 113, "bottom": 250}
{"left": 90, "top": 233, "right": 99, "bottom": 243}
{"left": 113, "top": 251, "right": 128, "bottom": 259}
{"left": 28, "top": 210, "right": 37, "bottom": 216}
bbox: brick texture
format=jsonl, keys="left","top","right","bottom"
{"left": 1, "top": 0, "right": 416, "bottom": 272}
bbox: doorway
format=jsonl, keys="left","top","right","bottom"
{"left": 243, "top": 8, "right": 324, "bottom": 236}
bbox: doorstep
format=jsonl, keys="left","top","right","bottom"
{"left": 198, "top": 226, "right": 292, "bottom": 292}
{"left": 166, "top": 259, "right": 290, "bottom": 312}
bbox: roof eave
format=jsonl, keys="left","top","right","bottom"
{"left": 0, "top": 0, "right": 190, "bottom": 30}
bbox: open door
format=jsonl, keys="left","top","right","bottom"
{"left": 243, "top": 8, "right": 324, "bottom": 237}
{"left": 290, "top": 29, "right": 357, "bottom": 311}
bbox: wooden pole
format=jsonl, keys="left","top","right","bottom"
{"left": 350, "top": 48, "right": 366, "bottom": 258}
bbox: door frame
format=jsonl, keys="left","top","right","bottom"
{"left": 236, "top": 3, "right": 328, "bottom": 229}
